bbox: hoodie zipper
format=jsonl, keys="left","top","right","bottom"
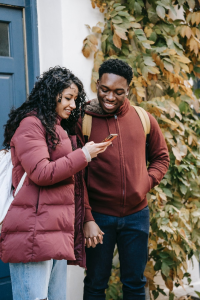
{"left": 114, "top": 114, "right": 125, "bottom": 207}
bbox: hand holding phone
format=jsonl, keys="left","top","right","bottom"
{"left": 102, "top": 134, "right": 118, "bottom": 143}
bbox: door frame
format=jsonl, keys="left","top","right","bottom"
{"left": 0, "top": 0, "right": 40, "bottom": 93}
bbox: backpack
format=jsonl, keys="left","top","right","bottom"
{"left": 82, "top": 105, "right": 151, "bottom": 163}
{"left": 0, "top": 149, "right": 26, "bottom": 225}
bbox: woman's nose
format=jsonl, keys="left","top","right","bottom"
{"left": 69, "top": 98, "right": 76, "bottom": 109}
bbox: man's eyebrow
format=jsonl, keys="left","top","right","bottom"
{"left": 101, "top": 85, "right": 125, "bottom": 91}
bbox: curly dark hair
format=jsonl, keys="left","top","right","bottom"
{"left": 99, "top": 59, "right": 133, "bottom": 85}
{"left": 3, "top": 66, "right": 86, "bottom": 150}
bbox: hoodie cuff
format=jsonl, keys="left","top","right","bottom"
{"left": 148, "top": 174, "right": 155, "bottom": 190}
{"left": 82, "top": 147, "right": 92, "bottom": 163}
{"left": 84, "top": 208, "right": 94, "bottom": 223}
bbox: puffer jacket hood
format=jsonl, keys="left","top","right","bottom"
{"left": 0, "top": 116, "right": 88, "bottom": 267}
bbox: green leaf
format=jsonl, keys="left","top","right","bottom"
{"left": 143, "top": 56, "right": 156, "bottom": 66}
{"left": 159, "top": 252, "right": 169, "bottom": 259}
{"left": 194, "top": 66, "right": 200, "bottom": 73}
{"left": 117, "top": 11, "right": 130, "bottom": 17}
{"left": 180, "top": 184, "right": 187, "bottom": 195}
{"left": 101, "top": 35, "right": 109, "bottom": 42}
{"left": 112, "top": 16, "right": 123, "bottom": 24}
{"left": 161, "top": 262, "right": 170, "bottom": 277}
{"left": 115, "top": 6, "right": 126, "bottom": 11}
{"left": 148, "top": 7, "right": 160, "bottom": 23}
{"left": 134, "top": 2, "right": 142, "bottom": 15}
{"left": 169, "top": 292, "right": 175, "bottom": 300}
{"left": 195, "top": 291, "right": 200, "bottom": 297}
{"left": 156, "top": 5, "right": 165, "bottom": 19}
{"left": 163, "top": 61, "right": 174, "bottom": 72}
{"left": 162, "top": 188, "right": 173, "bottom": 198}
{"left": 149, "top": 32, "right": 157, "bottom": 42}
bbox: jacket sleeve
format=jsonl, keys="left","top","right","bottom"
{"left": 76, "top": 116, "right": 94, "bottom": 223}
{"left": 12, "top": 116, "right": 88, "bottom": 186}
{"left": 147, "top": 113, "right": 170, "bottom": 189}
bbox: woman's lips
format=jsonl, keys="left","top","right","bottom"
{"left": 64, "top": 109, "right": 72, "bottom": 115}
{"left": 103, "top": 102, "right": 116, "bottom": 109}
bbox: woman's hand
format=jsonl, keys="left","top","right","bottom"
{"left": 83, "top": 221, "right": 104, "bottom": 248}
{"left": 84, "top": 141, "right": 111, "bottom": 159}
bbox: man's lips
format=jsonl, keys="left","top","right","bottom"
{"left": 103, "top": 102, "right": 116, "bottom": 109}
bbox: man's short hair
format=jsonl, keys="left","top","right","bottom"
{"left": 99, "top": 59, "right": 133, "bottom": 85}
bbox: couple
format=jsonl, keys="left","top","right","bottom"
{"left": 0, "top": 59, "right": 169, "bottom": 300}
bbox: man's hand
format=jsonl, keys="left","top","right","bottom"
{"left": 83, "top": 221, "right": 104, "bottom": 248}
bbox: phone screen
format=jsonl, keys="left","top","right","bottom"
{"left": 102, "top": 134, "right": 118, "bottom": 143}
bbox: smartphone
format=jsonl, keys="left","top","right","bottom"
{"left": 102, "top": 134, "right": 118, "bottom": 142}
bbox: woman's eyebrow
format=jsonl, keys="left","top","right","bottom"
{"left": 64, "top": 93, "right": 78, "bottom": 97}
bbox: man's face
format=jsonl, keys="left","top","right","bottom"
{"left": 97, "top": 73, "right": 129, "bottom": 114}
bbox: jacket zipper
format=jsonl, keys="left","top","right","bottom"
{"left": 114, "top": 114, "right": 125, "bottom": 207}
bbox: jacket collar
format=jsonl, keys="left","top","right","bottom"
{"left": 56, "top": 114, "right": 62, "bottom": 125}
{"left": 85, "top": 98, "right": 130, "bottom": 118}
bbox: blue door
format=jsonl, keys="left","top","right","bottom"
{"left": 0, "top": 5, "right": 27, "bottom": 299}
{"left": 0, "top": 5, "right": 27, "bottom": 148}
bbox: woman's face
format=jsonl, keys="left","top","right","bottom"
{"left": 56, "top": 83, "right": 78, "bottom": 119}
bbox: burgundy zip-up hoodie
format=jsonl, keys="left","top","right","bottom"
{"left": 77, "top": 98, "right": 169, "bottom": 222}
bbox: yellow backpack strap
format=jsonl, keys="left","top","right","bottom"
{"left": 82, "top": 114, "right": 92, "bottom": 141}
{"left": 133, "top": 106, "right": 151, "bottom": 136}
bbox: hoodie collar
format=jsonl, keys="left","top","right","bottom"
{"left": 85, "top": 97, "right": 130, "bottom": 118}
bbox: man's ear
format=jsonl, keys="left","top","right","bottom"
{"left": 126, "top": 87, "right": 130, "bottom": 96}
{"left": 96, "top": 79, "right": 100, "bottom": 90}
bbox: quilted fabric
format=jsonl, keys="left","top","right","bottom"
{"left": 0, "top": 116, "right": 88, "bottom": 266}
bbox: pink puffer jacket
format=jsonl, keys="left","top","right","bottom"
{"left": 0, "top": 116, "right": 88, "bottom": 267}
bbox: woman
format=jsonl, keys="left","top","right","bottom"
{"left": 0, "top": 66, "right": 109, "bottom": 300}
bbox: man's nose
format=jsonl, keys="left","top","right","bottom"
{"left": 106, "top": 92, "right": 115, "bottom": 101}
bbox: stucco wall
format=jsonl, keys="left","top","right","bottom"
{"left": 37, "top": 0, "right": 103, "bottom": 100}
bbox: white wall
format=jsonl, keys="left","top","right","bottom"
{"left": 37, "top": 0, "right": 103, "bottom": 100}
{"left": 36, "top": 1, "right": 103, "bottom": 299}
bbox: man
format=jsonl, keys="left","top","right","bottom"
{"left": 77, "top": 59, "right": 169, "bottom": 300}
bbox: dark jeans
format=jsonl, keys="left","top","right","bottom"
{"left": 83, "top": 206, "right": 149, "bottom": 300}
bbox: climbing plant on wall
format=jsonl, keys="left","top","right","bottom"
{"left": 82, "top": 0, "right": 200, "bottom": 299}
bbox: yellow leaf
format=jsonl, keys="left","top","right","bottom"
{"left": 88, "top": 34, "right": 98, "bottom": 45}
{"left": 148, "top": 66, "right": 160, "bottom": 74}
{"left": 92, "top": 26, "right": 101, "bottom": 33}
{"left": 144, "top": 26, "right": 153, "bottom": 37}
{"left": 165, "top": 276, "right": 173, "bottom": 291}
{"left": 144, "top": 261, "right": 156, "bottom": 280}
{"left": 113, "top": 32, "right": 122, "bottom": 49}
{"left": 175, "top": 56, "right": 191, "bottom": 64}
{"left": 82, "top": 44, "right": 91, "bottom": 58}
{"left": 91, "top": 80, "right": 97, "bottom": 92}
{"left": 188, "top": 135, "right": 193, "bottom": 145}
{"left": 185, "top": 26, "right": 192, "bottom": 39}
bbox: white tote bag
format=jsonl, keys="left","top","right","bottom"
{"left": 0, "top": 149, "right": 26, "bottom": 225}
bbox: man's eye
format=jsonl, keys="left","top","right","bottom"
{"left": 116, "top": 92, "right": 124, "bottom": 95}
{"left": 101, "top": 88, "right": 108, "bottom": 93}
